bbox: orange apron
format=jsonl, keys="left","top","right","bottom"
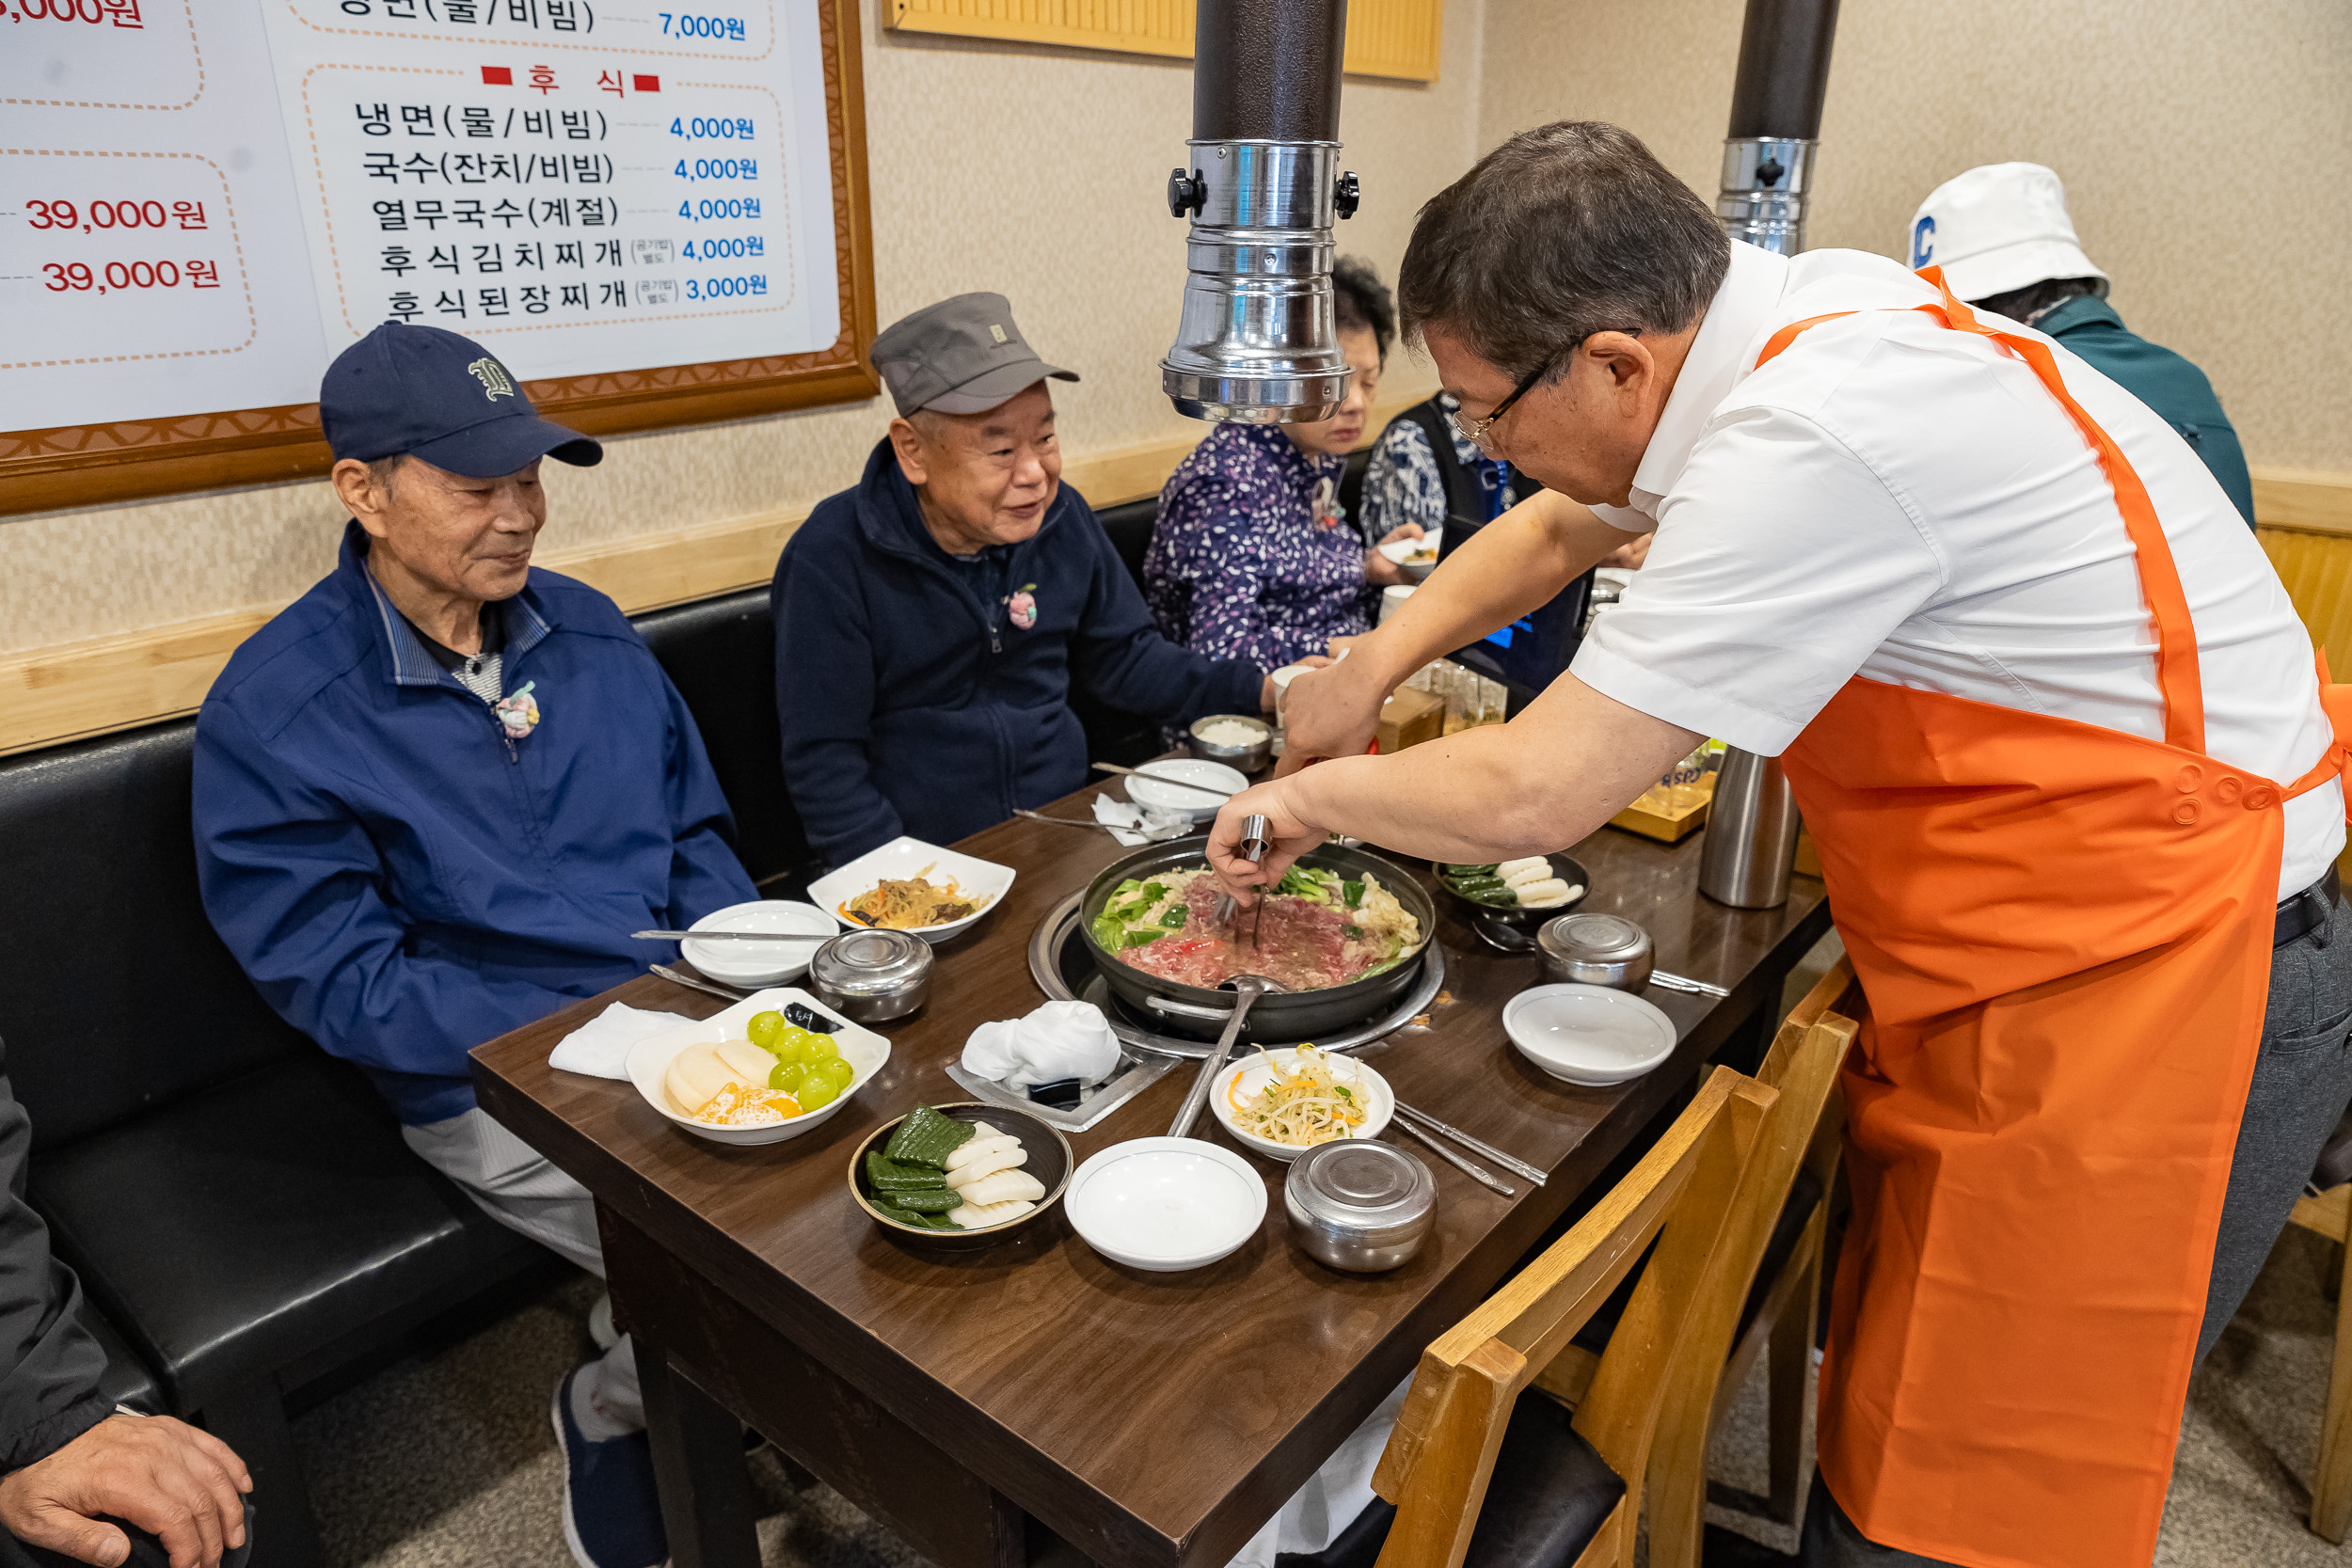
{"left": 1770, "top": 274, "right": 2352, "bottom": 1568}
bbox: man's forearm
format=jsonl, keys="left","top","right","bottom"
{"left": 1349, "top": 490, "right": 1626, "bottom": 688}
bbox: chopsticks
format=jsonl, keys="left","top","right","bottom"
{"left": 648, "top": 963, "right": 750, "bottom": 1003}
{"left": 1390, "top": 1117, "right": 1516, "bottom": 1198}
{"left": 1089, "top": 761, "right": 1241, "bottom": 800}
{"left": 632, "top": 928, "right": 823, "bottom": 942}
{"left": 1391, "top": 1101, "right": 1546, "bottom": 1186}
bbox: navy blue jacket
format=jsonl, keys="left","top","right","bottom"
{"left": 194, "top": 525, "right": 756, "bottom": 1125}
{"left": 772, "top": 440, "right": 1263, "bottom": 865}
{"left": 2041, "top": 295, "right": 2255, "bottom": 529}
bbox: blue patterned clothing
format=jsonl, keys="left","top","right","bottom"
{"left": 1145, "top": 421, "right": 1372, "bottom": 669}
{"left": 1359, "top": 400, "right": 1524, "bottom": 539}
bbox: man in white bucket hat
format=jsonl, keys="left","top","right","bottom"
{"left": 1911, "top": 162, "right": 2253, "bottom": 526}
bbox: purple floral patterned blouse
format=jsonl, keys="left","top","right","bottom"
{"left": 1142, "top": 421, "right": 1374, "bottom": 669}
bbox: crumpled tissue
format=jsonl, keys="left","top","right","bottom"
{"left": 549, "top": 1002, "right": 692, "bottom": 1080}
{"left": 962, "top": 1000, "right": 1122, "bottom": 1088}
{"left": 1092, "top": 791, "right": 1194, "bottom": 847}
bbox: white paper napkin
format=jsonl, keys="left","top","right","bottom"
{"left": 961, "top": 1000, "right": 1122, "bottom": 1087}
{"left": 548, "top": 1002, "right": 693, "bottom": 1080}
{"left": 1091, "top": 791, "right": 1194, "bottom": 847}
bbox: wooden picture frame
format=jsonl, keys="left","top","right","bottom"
{"left": 0, "top": 0, "right": 879, "bottom": 521}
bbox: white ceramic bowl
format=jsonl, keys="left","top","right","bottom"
{"left": 805, "top": 837, "right": 1016, "bottom": 945}
{"left": 1065, "top": 1137, "right": 1268, "bottom": 1271}
{"left": 1377, "top": 531, "right": 1443, "bottom": 582}
{"left": 1122, "top": 759, "right": 1248, "bottom": 824}
{"left": 624, "top": 987, "right": 890, "bottom": 1146}
{"left": 1210, "top": 1050, "right": 1394, "bottom": 1163}
{"left": 678, "top": 900, "right": 839, "bottom": 989}
{"left": 1503, "top": 983, "right": 1678, "bottom": 1086}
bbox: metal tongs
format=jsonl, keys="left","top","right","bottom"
{"left": 1213, "top": 814, "right": 1272, "bottom": 950}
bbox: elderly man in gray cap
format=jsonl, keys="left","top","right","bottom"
{"left": 771, "top": 293, "right": 1276, "bottom": 866}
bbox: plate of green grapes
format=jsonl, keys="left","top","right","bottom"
{"left": 626, "top": 990, "right": 892, "bottom": 1146}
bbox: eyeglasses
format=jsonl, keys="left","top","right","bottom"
{"left": 1445, "top": 328, "right": 1642, "bottom": 453}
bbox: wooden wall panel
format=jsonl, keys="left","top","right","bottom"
{"left": 884, "top": 0, "right": 1443, "bottom": 81}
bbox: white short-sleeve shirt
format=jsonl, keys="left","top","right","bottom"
{"left": 1571, "top": 242, "right": 2342, "bottom": 898}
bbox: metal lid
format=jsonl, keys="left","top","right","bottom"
{"left": 809, "top": 928, "right": 932, "bottom": 996}
{"left": 1287, "top": 1142, "right": 1435, "bottom": 1239}
{"left": 1538, "top": 912, "right": 1651, "bottom": 964}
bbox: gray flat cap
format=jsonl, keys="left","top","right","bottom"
{"left": 872, "top": 292, "right": 1078, "bottom": 417}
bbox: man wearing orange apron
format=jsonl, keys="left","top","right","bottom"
{"left": 1208, "top": 121, "right": 2352, "bottom": 1568}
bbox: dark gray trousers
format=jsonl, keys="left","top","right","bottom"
{"left": 1800, "top": 891, "right": 2352, "bottom": 1566}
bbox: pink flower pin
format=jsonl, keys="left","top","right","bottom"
{"left": 1006, "top": 584, "right": 1038, "bottom": 630}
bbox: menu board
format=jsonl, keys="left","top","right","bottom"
{"left": 0, "top": 0, "right": 873, "bottom": 513}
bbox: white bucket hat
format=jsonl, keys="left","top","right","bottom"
{"left": 1906, "top": 163, "right": 2108, "bottom": 304}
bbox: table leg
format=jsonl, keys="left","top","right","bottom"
{"left": 639, "top": 1338, "right": 760, "bottom": 1568}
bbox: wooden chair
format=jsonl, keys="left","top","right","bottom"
{"left": 2285, "top": 1108, "right": 2352, "bottom": 1541}
{"left": 1366, "top": 1064, "right": 1780, "bottom": 1568}
{"left": 1644, "top": 959, "right": 1863, "bottom": 1564}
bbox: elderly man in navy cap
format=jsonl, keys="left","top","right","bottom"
{"left": 193, "top": 323, "right": 755, "bottom": 1568}
{"left": 771, "top": 292, "right": 1277, "bottom": 868}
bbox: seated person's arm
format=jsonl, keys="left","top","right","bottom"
{"left": 653, "top": 673, "right": 759, "bottom": 916}
{"left": 1144, "top": 469, "right": 1299, "bottom": 672}
{"left": 0, "top": 1062, "right": 248, "bottom": 1568}
{"left": 1075, "top": 492, "right": 1265, "bottom": 719}
{"left": 193, "top": 702, "right": 567, "bottom": 1080}
{"left": 771, "top": 543, "right": 903, "bottom": 866}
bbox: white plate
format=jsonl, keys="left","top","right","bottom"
{"left": 678, "top": 899, "right": 839, "bottom": 988}
{"left": 624, "top": 987, "right": 890, "bottom": 1146}
{"left": 1376, "top": 531, "right": 1442, "bottom": 581}
{"left": 1503, "top": 984, "right": 1678, "bottom": 1086}
{"left": 1122, "top": 759, "right": 1248, "bottom": 824}
{"left": 805, "top": 837, "right": 1016, "bottom": 944}
{"left": 1211, "top": 1050, "right": 1394, "bottom": 1163}
{"left": 1065, "top": 1137, "right": 1267, "bottom": 1271}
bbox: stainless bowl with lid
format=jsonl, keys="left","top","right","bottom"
{"left": 808, "top": 927, "right": 933, "bottom": 1022}
{"left": 1536, "top": 912, "right": 1655, "bottom": 990}
{"left": 1284, "top": 1140, "right": 1436, "bottom": 1273}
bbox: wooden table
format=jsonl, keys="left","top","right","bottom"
{"left": 470, "top": 788, "right": 1830, "bottom": 1568}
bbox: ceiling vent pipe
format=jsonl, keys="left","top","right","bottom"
{"left": 1718, "top": 0, "right": 1840, "bottom": 256}
{"left": 1161, "top": 0, "right": 1360, "bottom": 424}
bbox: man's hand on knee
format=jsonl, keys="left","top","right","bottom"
{"left": 0, "top": 1414, "right": 251, "bottom": 1568}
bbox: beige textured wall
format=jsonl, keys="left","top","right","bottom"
{"left": 1478, "top": 0, "right": 2352, "bottom": 473}
{"left": 0, "top": 0, "right": 1482, "bottom": 657}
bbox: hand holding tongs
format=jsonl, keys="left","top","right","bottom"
{"left": 1214, "top": 814, "right": 1272, "bottom": 950}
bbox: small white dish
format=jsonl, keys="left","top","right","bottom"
{"left": 1122, "top": 759, "right": 1248, "bottom": 824}
{"left": 1065, "top": 1136, "right": 1267, "bottom": 1271}
{"left": 1211, "top": 1050, "right": 1394, "bottom": 1163}
{"left": 624, "top": 987, "right": 890, "bottom": 1146}
{"left": 1376, "top": 530, "right": 1442, "bottom": 582}
{"left": 679, "top": 900, "right": 839, "bottom": 989}
{"left": 805, "top": 837, "right": 1016, "bottom": 945}
{"left": 1503, "top": 984, "right": 1678, "bottom": 1086}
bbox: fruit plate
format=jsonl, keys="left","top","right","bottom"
{"left": 625, "top": 988, "right": 889, "bottom": 1146}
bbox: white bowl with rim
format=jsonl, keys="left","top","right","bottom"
{"left": 1065, "top": 1136, "right": 1267, "bottom": 1271}
{"left": 624, "top": 987, "right": 889, "bottom": 1146}
{"left": 678, "top": 899, "right": 839, "bottom": 989}
{"left": 1210, "top": 1049, "right": 1394, "bottom": 1163}
{"left": 805, "top": 837, "right": 1016, "bottom": 945}
{"left": 1122, "top": 759, "right": 1248, "bottom": 824}
{"left": 1502, "top": 983, "right": 1678, "bottom": 1086}
{"left": 1376, "top": 530, "right": 1443, "bottom": 582}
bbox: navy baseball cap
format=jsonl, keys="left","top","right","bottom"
{"left": 319, "top": 322, "right": 602, "bottom": 476}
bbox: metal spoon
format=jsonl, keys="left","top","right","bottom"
{"left": 1168, "top": 974, "right": 1283, "bottom": 1139}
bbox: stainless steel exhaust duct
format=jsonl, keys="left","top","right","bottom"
{"left": 1717, "top": 0, "right": 1840, "bottom": 256}
{"left": 1161, "top": 0, "right": 1359, "bottom": 424}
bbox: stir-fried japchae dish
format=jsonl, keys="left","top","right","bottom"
{"left": 1090, "top": 864, "right": 1420, "bottom": 992}
{"left": 841, "top": 870, "right": 982, "bottom": 929}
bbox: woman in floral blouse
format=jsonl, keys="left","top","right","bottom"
{"left": 1143, "top": 260, "right": 1425, "bottom": 670}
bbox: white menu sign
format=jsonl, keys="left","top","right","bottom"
{"left": 1, "top": 0, "right": 840, "bottom": 433}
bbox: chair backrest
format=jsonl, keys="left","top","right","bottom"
{"left": 1370, "top": 1065, "right": 1778, "bottom": 1568}
{"left": 628, "top": 586, "right": 814, "bottom": 891}
{"left": 1643, "top": 959, "right": 1862, "bottom": 1568}
{"left": 0, "top": 722, "right": 312, "bottom": 1151}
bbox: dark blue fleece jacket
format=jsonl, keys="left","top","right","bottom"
{"left": 772, "top": 439, "right": 1263, "bottom": 866}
